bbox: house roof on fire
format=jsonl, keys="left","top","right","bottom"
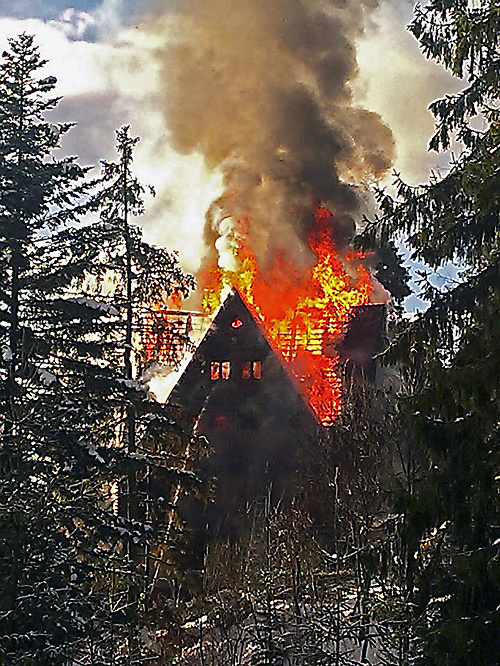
{"left": 167, "top": 288, "right": 321, "bottom": 432}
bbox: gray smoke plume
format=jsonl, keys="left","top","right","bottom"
{"left": 147, "top": 0, "right": 394, "bottom": 272}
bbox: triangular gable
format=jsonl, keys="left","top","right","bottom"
{"left": 168, "top": 288, "right": 320, "bottom": 431}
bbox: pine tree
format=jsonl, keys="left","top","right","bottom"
{"left": 363, "top": 2, "right": 499, "bottom": 663}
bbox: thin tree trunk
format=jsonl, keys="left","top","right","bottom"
{"left": 121, "top": 147, "right": 140, "bottom": 663}
{"left": 6, "top": 57, "right": 27, "bottom": 618}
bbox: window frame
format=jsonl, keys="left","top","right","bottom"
{"left": 241, "top": 359, "right": 262, "bottom": 380}
{"left": 210, "top": 360, "right": 231, "bottom": 380}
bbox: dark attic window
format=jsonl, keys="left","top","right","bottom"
{"left": 210, "top": 361, "right": 231, "bottom": 380}
{"left": 242, "top": 360, "right": 262, "bottom": 379}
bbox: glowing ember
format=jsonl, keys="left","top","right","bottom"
{"left": 201, "top": 207, "right": 373, "bottom": 425}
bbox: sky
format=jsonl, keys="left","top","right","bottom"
{"left": 0, "top": 0, "right": 463, "bottom": 309}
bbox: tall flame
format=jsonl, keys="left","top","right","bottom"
{"left": 201, "top": 207, "right": 373, "bottom": 425}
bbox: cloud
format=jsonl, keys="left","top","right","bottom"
{"left": 0, "top": 17, "right": 104, "bottom": 96}
{"left": 0, "top": 12, "right": 221, "bottom": 273}
{"left": 49, "top": 8, "right": 97, "bottom": 41}
{"left": 0, "top": 1, "right": 103, "bottom": 23}
{"left": 354, "top": 2, "right": 463, "bottom": 185}
{"left": 92, "top": 0, "right": 160, "bottom": 38}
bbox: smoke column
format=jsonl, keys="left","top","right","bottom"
{"left": 145, "top": 0, "right": 394, "bottom": 274}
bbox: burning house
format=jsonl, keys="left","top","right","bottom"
{"left": 137, "top": 0, "right": 399, "bottom": 538}
{"left": 145, "top": 239, "right": 386, "bottom": 536}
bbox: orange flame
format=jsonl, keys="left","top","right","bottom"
{"left": 201, "top": 207, "right": 373, "bottom": 425}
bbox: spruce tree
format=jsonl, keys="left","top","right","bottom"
{"left": 93, "top": 125, "right": 203, "bottom": 657}
{"left": 0, "top": 35, "right": 199, "bottom": 663}
{"left": 364, "top": 2, "right": 499, "bottom": 663}
{"left": 0, "top": 33, "right": 120, "bottom": 663}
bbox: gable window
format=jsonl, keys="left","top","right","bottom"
{"left": 210, "top": 361, "right": 231, "bottom": 380}
{"left": 241, "top": 360, "right": 262, "bottom": 379}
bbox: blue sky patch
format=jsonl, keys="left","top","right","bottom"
{"left": 0, "top": 1, "right": 101, "bottom": 21}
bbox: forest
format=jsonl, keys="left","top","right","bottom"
{"left": 0, "top": 1, "right": 498, "bottom": 664}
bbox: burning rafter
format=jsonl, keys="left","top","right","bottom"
{"left": 139, "top": 308, "right": 208, "bottom": 373}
